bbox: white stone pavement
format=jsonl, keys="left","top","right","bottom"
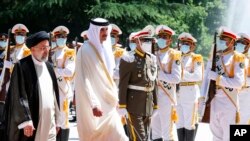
{"left": 68, "top": 115, "right": 213, "bottom": 141}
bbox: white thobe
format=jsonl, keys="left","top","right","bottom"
{"left": 33, "top": 56, "right": 61, "bottom": 141}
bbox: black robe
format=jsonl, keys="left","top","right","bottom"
{"left": 2, "top": 55, "right": 59, "bottom": 141}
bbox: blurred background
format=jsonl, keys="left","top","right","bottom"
{"left": 0, "top": 0, "right": 248, "bottom": 61}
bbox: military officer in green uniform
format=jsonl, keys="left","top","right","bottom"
{"left": 118, "top": 25, "right": 158, "bottom": 141}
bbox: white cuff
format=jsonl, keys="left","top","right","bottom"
{"left": 18, "top": 120, "right": 33, "bottom": 129}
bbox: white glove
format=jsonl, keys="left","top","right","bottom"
{"left": 207, "top": 70, "right": 218, "bottom": 80}
{"left": 198, "top": 97, "right": 206, "bottom": 118}
{"left": 158, "top": 71, "right": 166, "bottom": 79}
{"left": 4, "top": 60, "right": 13, "bottom": 69}
{"left": 152, "top": 109, "right": 158, "bottom": 116}
{"left": 117, "top": 108, "right": 127, "bottom": 116}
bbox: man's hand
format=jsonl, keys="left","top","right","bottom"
{"left": 207, "top": 70, "right": 218, "bottom": 80}
{"left": 56, "top": 127, "right": 60, "bottom": 135}
{"left": 4, "top": 60, "right": 13, "bottom": 69}
{"left": 23, "top": 124, "right": 35, "bottom": 137}
{"left": 92, "top": 107, "right": 103, "bottom": 117}
{"left": 117, "top": 108, "right": 127, "bottom": 116}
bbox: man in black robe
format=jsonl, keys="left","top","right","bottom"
{"left": 2, "top": 31, "right": 60, "bottom": 141}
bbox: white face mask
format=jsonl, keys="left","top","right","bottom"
{"left": 235, "top": 43, "right": 245, "bottom": 53}
{"left": 15, "top": 35, "right": 25, "bottom": 44}
{"left": 111, "top": 37, "right": 116, "bottom": 46}
{"left": 141, "top": 41, "right": 152, "bottom": 53}
{"left": 56, "top": 38, "right": 66, "bottom": 47}
{"left": 180, "top": 45, "right": 190, "bottom": 54}
{"left": 0, "top": 41, "right": 8, "bottom": 48}
{"left": 217, "top": 40, "right": 227, "bottom": 51}
{"left": 157, "top": 38, "right": 167, "bottom": 49}
{"left": 129, "top": 42, "right": 136, "bottom": 51}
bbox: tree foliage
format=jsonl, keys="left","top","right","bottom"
{"left": 0, "top": 0, "right": 226, "bottom": 59}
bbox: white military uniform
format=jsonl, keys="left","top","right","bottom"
{"left": 10, "top": 23, "right": 31, "bottom": 64}
{"left": 204, "top": 28, "right": 245, "bottom": 141}
{"left": 52, "top": 45, "right": 75, "bottom": 129}
{"left": 207, "top": 50, "right": 245, "bottom": 141}
{"left": 239, "top": 54, "right": 250, "bottom": 124}
{"left": 151, "top": 47, "right": 182, "bottom": 140}
{"left": 176, "top": 52, "right": 203, "bottom": 129}
{"left": 10, "top": 44, "right": 31, "bottom": 64}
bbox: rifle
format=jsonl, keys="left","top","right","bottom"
{"left": 176, "top": 40, "right": 180, "bottom": 93}
{"left": 201, "top": 32, "right": 218, "bottom": 123}
{"left": 0, "top": 29, "right": 12, "bottom": 103}
{"left": 48, "top": 32, "right": 53, "bottom": 63}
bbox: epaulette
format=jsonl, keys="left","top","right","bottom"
{"left": 121, "top": 50, "right": 135, "bottom": 63}
{"left": 23, "top": 47, "right": 31, "bottom": 57}
{"left": 65, "top": 48, "right": 75, "bottom": 57}
{"left": 169, "top": 49, "right": 181, "bottom": 60}
{"left": 113, "top": 47, "right": 125, "bottom": 58}
{"left": 234, "top": 51, "right": 245, "bottom": 62}
{"left": 192, "top": 54, "right": 203, "bottom": 62}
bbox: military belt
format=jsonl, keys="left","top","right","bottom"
{"left": 179, "top": 82, "right": 200, "bottom": 86}
{"left": 128, "top": 85, "right": 154, "bottom": 92}
{"left": 242, "top": 86, "right": 250, "bottom": 89}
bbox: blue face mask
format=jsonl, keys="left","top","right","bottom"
{"left": 235, "top": 43, "right": 245, "bottom": 53}
{"left": 111, "top": 37, "right": 116, "bottom": 45}
{"left": 157, "top": 38, "right": 167, "bottom": 49}
{"left": 56, "top": 38, "right": 66, "bottom": 47}
{"left": 180, "top": 45, "right": 190, "bottom": 54}
{"left": 129, "top": 43, "right": 136, "bottom": 51}
{"left": 217, "top": 40, "right": 227, "bottom": 51}
{"left": 51, "top": 42, "right": 57, "bottom": 49}
{"left": 15, "top": 35, "right": 25, "bottom": 44}
{"left": 0, "top": 41, "right": 8, "bottom": 48}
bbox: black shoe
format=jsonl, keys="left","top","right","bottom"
{"left": 185, "top": 129, "right": 195, "bottom": 141}
{"left": 153, "top": 138, "right": 163, "bottom": 141}
{"left": 56, "top": 128, "right": 70, "bottom": 141}
{"left": 177, "top": 128, "right": 185, "bottom": 141}
{"left": 69, "top": 116, "right": 76, "bottom": 122}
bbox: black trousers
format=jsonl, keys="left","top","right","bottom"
{"left": 127, "top": 113, "right": 151, "bottom": 141}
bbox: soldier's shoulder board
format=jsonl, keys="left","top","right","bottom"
{"left": 234, "top": 51, "right": 245, "bottom": 63}
{"left": 192, "top": 53, "right": 203, "bottom": 62}
{"left": 169, "top": 48, "right": 181, "bottom": 60}
{"left": 65, "top": 48, "right": 75, "bottom": 57}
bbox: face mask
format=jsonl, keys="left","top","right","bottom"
{"left": 51, "top": 42, "right": 57, "bottom": 49}
{"left": 15, "top": 35, "right": 25, "bottom": 44}
{"left": 56, "top": 38, "right": 66, "bottom": 47}
{"left": 157, "top": 38, "right": 167, "bottom": 49}
{"left": 111, "top": 37, "right": 116, "bottom": 46}
{"left": 141, "top": 41, "right": 152, "bottom": 53}
{"left": 0, "top": 41, "right": 8, "bottom": 48}
{"left": 217, "top": 40, "right": 227, "bottom": 51}
{"left": 235, "top": 43, "right": 245, "bottom": 53}
{"left": 129, "top": 43, "right": 136, "bottom": 51}
{"left": 180, "top": 45, "right": 190, "bottom": 54}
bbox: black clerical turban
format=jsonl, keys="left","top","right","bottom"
{"left": 26, "top": 31, "right": 49, "bottom": 48}
{"left": 90, "top": 18, "right": 109, "bottom": 26}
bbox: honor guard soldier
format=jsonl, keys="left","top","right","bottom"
{"left": 118, "top": 25, "right": 158, "bottom": 141}
{"left": 176, "top": 32, "right": 203, "bottom": 141}
{"left": 0, "top": 33, "right": 8, "bottom": 75}
{"left": 205, "top": 27, "right": 245, "bottom": 141}
{"left": 10, "top": 23, "right": 31, "bottom": 64}
{"left": 111, "top": 24, "right": 125, "bottom": 85}
{"left": 235, "top": 33, "right": 250, "bottom": 124}
{"left": 52, "top": 25, "right": 75, "bottom": 141}
{"left": 150, "top": 25, "right": 182, "bottom": 141}
{"left": 81, "top": 30, "right": 88, "bottom": 43}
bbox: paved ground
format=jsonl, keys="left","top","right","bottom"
{"left": 68, "top": 114, "right": 213, "bottom": 141}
